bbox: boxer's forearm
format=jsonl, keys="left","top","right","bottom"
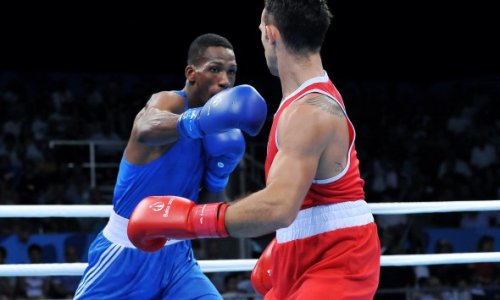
{"left": 224, "top": 186, "right": 301, "bottom": 237}
{"left": 135, "top": 107, "right": 181, "bottom": 146}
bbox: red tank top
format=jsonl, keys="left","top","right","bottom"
{"left": 264, "top": 74, "right": 365, "bottom": 209}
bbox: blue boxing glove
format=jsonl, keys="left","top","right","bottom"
{"left": 177, "top": 84, "right": 267, "bottom": 139}
{"left": 203, "top": 129, "right": 245, "bottom": 193}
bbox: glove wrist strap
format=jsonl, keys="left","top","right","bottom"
{"left": 192, "top": 203, "right": 229, "bottom": 238}
{"left": 177, "top": 108, "right": 203, "bottom": 139}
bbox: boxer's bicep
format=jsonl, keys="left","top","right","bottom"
{"left": 133, "top": 92, "right": 184, "bottom": 145}
{"left": 125, "top": 92, "right": 184, "bottom": 164}
{"left": 264, "top": 102, "right": 333, "bottom": 219}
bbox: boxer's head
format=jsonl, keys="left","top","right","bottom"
{"left": 185, "top": 33, "right": 237, "bottom": 103}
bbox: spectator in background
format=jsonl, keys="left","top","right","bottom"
{"left": 470, "top": 235, "right": 498, "bottom": 286}
{"left": 1, "top": 134, "right": 22, "bottom": 170}
{"left": 0, "top": 247, "right": 15, "bottom": 300}
{"left": 220, "top": 273, "right": 249, "bottom": 300}
{"left": 470, "top": 138, "right": 497, "bottom": 170}
{"left": 30, "top": 114, "right": 48, "bottom": 141}
{"left": 2, "top": 116, "right": 22, "bottom": 138}
{"left": 430, "top": 239, "right": 469, "bottom": 287}
{"left": 447, "top": 108, "right": 472, "bottom": 136}
{"left": 414, "top": 276, "right": 454, "bottom": 300}
{"left": 50, "top": 245, "right": 81, "bottom": 299}
{"left": 0, "top": 153, "right": 22, "bottom": 192}
{"left": 16, "top": 244, "right": 51, "bottom": 299}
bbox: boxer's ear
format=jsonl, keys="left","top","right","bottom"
{"left": 265, "top": 25, "right": 279, "bottom": 45}
{"left": 185, "top": 65, "right": 196, "bottom": 84}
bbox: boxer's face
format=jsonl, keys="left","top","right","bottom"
{"left": 188, "top": 46, "right": 237, "bottom": 103}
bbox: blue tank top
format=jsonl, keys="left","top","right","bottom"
{"left": 112, "top": 90, "right": 205, "bottom": 218}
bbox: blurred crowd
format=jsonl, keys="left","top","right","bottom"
{"left": 1, "top": 70, "right": 499, "bottom": 299}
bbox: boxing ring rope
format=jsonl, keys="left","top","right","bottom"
{"left": 1, "top": 200, "right": 500, "bottom": 277}
{"left": 2, "top": 200, "right": 500, "bottom": 218}
{"left": 2, "top": 252, "right": 500, "bottom": 277}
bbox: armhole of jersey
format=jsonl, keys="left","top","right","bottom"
{"left": 294, "top": 89, "right": 355, "bottom": 185}
{"left": 174, "top": 90, "right": 189, "bottom": 110}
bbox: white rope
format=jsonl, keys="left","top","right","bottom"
{"left": 1, "top": 252, "right": 500, "bottom": 277}
{"left": 0, "top": 259, "right": 258, "bottom": 277}
{"left": 1, "top": 200, "right": 499, "bottom": 218}
{"left": 0, "top": 205, "right": 112, "bottom": 218}
{"left": 1, "top": 201, "right": 498, "bottom": 277}
{"left": 380, "top": 252, "right": 500, "bottom": 266}
{"left": 369, "top": 200, "right": 500, "bottom": 215}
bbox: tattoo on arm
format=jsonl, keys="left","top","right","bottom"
{"left": 304, "top": 95, "right": 345, "bottom": 118}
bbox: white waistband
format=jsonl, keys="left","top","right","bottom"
{"left": 103, "top": 211, "right": 181, "bottom": 249}
{"left": 276, "top": 200, "right": 374, "bottom": 243}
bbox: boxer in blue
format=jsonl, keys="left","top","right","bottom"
{"left": 74, "top": 33, "right": 267, "bottom": 299}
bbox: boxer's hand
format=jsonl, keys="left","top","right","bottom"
{"left": 203, "top": 129, "right": 245, "bottom": 192}
{"left": 251, "top": 238, "right": 276, "bottom": 296}
{"left": 127, "top": 196, "right": 228, "bottom": 252}
{"left": 177, "top": 84, "right": 267, "bottom": 139}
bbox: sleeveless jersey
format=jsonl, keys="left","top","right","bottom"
{"left": 75, "top": 91, "right": 222, "bottom": 300}
{"left": 264, "top": 73, "right": 365, "bottom": 209}
{"left": 264, "top": 74, "right": 380, "bottom": 300}
{"left": 113, "top": 90, "right": 205, "bottom": 218}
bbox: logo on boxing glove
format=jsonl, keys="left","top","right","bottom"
{"left": 149, "top": 201, "right": 165, "bottom": 212}
{"left": 162, "top": 198, "right": 175, "bottom": 218}
{"left": 147, "top": 198, "right": 175, "bottom": 218}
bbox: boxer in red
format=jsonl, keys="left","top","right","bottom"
{"left": 127, "top": 1, "right": 380, "bottom": 299}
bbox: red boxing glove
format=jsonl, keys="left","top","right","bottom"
{"left": 251, "top": 238, "right": 276, "bottom": 296}
{"left": 127, "top": 196, "right": 229, "bottom": 252}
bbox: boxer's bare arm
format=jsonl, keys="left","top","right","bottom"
{"left": 225, "top": 94, "right": 348, "bottom": 237}
{"left": 125, "top": 91, "right": 185, "bottom": 165}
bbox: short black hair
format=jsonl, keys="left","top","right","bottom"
{"left": 264, "top": 0, "right": 333, "bottom": 54}
{"left": 187, "top": 33, "right": 234, "bottom": 66}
